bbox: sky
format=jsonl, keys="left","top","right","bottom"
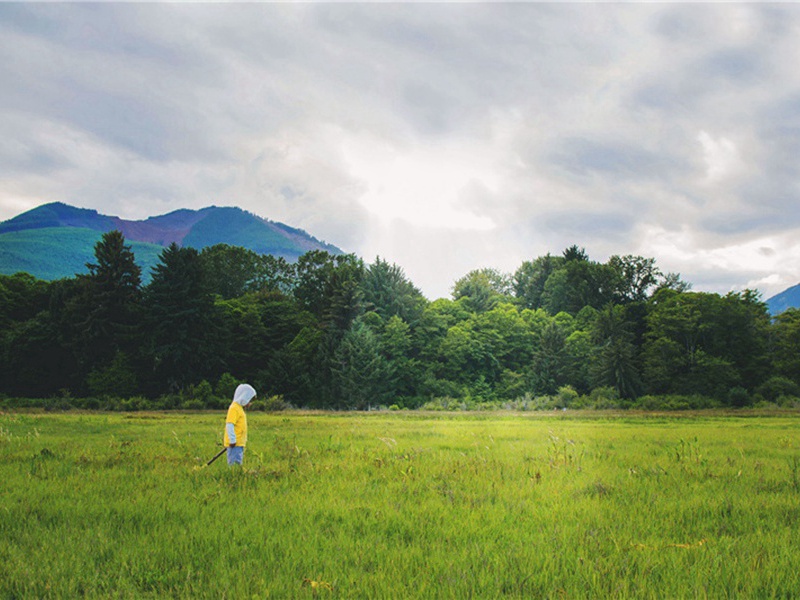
{"left": 2, "top": 3, "right": 800, "bottom": 301}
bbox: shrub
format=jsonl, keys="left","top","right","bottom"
{"left": 45, "top": 398, "right": 73, "bottom": 412}
{"left": 589, "top": 386, "right": 619, "bottom": 404}
{"left": 181, "top": 399, "right": 205, "bottom": 411}
{"left": 81, "top": 397, "right": 101, "bottom": 410}
{"left": 422, "top": 377, "right": 462, "bottom": 400}
{"left": 512, "top": 395, "right": 558, "bottom": 411}
{"left": 120, "top": 396, "right": 152, "bottom": 411}
{"left": 86, "top": 352, "right": 138, "bottom": 399}
{"left": 556, "top": 386, "right": 579, "bottom": 408}
{"left": 727, "top": 387, "right": 750, "bottom": 408}
{"left": 631, "top": 394, "right": 719, "bottom": 411}
{"left": 249, "top": 395, "right": 291, "bottom": 412}
{"left": 636, "top": 395, "right": 671, "bottom": 410}
{"left": 215, "top": 373, "right": 238, "bottom": 400}
{"left": 190, "top": 380, "right": 215, "bottom": 408}
{"left": 420, "top": 397, "right": 457, "bottom": 411}
{"left": 756, "top": 376, "right": 800, "bottom": 403}
{"left": 777, "top": 395, "right": 800, "bottom": 409}
{"left": 158, "top": 394, "right": 182, "bottom": 410}
{"left": 503, "top": 393, "right": 534, "bottom": 411}
{"left": 205, "top": 396, "right": 228, "bottom": 410}
{"left": 102, "top": 398, "right": 122, "bottom": 411}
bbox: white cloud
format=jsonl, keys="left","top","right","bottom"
{"left": 697, "top": 130, "right": 741, "bottom": 184}
{"left": 340, "top": 130, "right": 501, "bottom": 232}
{"left": 639, "top": 223, "right": 800, "bottom": 298}
{"left": 2, "top": 3, "right": 800, "bottom": 300}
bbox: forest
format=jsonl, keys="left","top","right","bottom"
{"left": 2, "top": 230, "right": 800, "bottom": 410}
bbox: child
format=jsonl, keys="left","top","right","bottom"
{"left": 224, "top": 383, "right": 256, "bottom": 465}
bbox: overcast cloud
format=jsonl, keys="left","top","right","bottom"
{"left": 2, "top": 3, "right": 800, "bottom": 300}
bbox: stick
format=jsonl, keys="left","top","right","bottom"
{"left": 206, "top": 447, "right": 227, "bottom": 466}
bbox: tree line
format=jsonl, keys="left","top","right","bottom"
{"left": 2, "top": 231, "right": 800, "bottom": 410}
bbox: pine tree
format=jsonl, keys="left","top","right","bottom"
{"left": 331, "top": 318, "right": 395, "bottom": 409}
{"left": 143, "top": 243, "right": 219, "bottom": 394}
{"left": 65, "top": 230, "right": 144, "bottom": 392}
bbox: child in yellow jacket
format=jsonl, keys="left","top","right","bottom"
{"left": 224, "top": 383, "right": 256, "bottom": 465}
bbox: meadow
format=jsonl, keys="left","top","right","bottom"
{"left": 2, "top": 409, "right": 800, "bottom": 598}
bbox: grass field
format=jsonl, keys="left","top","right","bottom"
{"left": 2, "top": 409, "right": 800, "bottom": 598}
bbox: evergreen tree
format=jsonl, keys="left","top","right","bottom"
{"left": 143, "top": 243, "right": 219, "bottom": 394}
{"left": 643, "top": 290, "right": 747, "bottom": 400}
{"left": 539, "top": 247, "right": 624, "bottom": 315}
{"left": 591, "top": 304, "right": 642, "bottom": 399}
{"left": 323, "top": 254, "right": 366, "bottom": 335}
{"left": 528, "top": 320, "right": 568, "bottom": 395}
{"left": 514, "top": 254, "right": 563, "bottom": 310}
{"left": 381, "top": 314, "right": 422, "bottom": 402}
{"left": 294, "top": 250, "right": 337, "bottom": 318}
{"left": 0, "top": 274, "right": 63, "bottom": 395}
{"left": 452, "top": 268, "right": 512, "bottom": 313}
{"left": 362, "top": 257, "right": 426, "bottom": 323}
{"left": 331, "top": 318, "right": 395, "bottom": 409}
{"left": 200, "top": 244, "right": 261, "bottom": 300}
{"left": 772, "top": 308, "right": 800, "bottom": 386}
{"left": 81, "top": 230, "right": 143, "bottom": 363}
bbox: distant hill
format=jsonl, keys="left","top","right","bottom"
{"left": 767, "top": 283, "right": 800, "bottom": 315}
{"left": 0, "top": 202, "right": 342, "bottom": 281}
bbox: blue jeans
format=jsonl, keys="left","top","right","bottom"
{"left": 226, "top": 446, "right": 244, "bottom": 466}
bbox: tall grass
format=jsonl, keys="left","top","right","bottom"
{"left": 1, "top": 410, "right": 799, "bottom": 598}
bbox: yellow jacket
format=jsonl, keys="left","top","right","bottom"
{"left": 224, "top": 402, "right": 247, "bottom": 447}
{"left": 223, "top": 383, "right": 256, "bottom": 447}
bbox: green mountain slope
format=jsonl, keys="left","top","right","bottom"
{"left": 0, "top": 202, "right": 118, "bottom": 235}
{"left": 0, "top": 202, "right": 343, "bottom": 282}
{"left": 0, "top": 228, "right": 165, "bottom": 281}
{"left": 182, "top": 206, "right": 339, "bottom": 257}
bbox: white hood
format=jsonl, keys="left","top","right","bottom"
{"left": 233, "top": 383, "right": 256, "bottom": 406}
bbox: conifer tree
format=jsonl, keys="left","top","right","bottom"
{"left": 143, "top": 243, "right": 219, "bottom": 394}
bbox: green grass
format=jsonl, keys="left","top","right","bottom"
{"left": 2, "top": 410, "right": 800, "bottom": 598}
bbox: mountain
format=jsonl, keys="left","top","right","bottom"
{"left": 766, "top": 283, "right": 800, "bottom": 315}
{"left": 0, "top": 202, "right": 342, "bottom": 281}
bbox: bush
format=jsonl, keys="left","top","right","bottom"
{"left": 215, "top": 373, "right": 238, "bottom": 400}
{"left": 420, "top": 397, "right": 457, "bottom": 411}
{"left": 158, "top": 394, "right": 183, "bottom": 410}
{"left": 190, "top": 380, "right": 215, "bottom": 408}
{"left": 631, "top": 394, "right": 719, "bottom": 411}
{"left": 777, "top": 395, "right": 800, "bottom": 409}
{"left": 727, "top": 386, "right": 750, "bottom": 408}
{"left": 756, "top": 376, "right": 800, "bottom": 403}
{"left": 556, "top": 386, "right": 579, "bottom": 409}
{"left": 249, "top": 395, "right": 291, "bottom": 412}
{"left": 78, "top": 397, "right": 101, "bottom": 410}
{"left": 181, "top": 399, "right": 205, "bottom": 411}
{"left": 44, "top": 398, "right": 73, "bottom": 412}
{"left": 587, "top": 386, "right": 621, "bottom": 409}
{"left": 120, "top": 396, "right": 152, "bottom": 411}
{"left": 502, "top": 393, "right": 536, "bottom": 411}
{"left": 86, "top": 352, "right": 138, "bottom": 399}
{"left": 102, "top": 398, "right": 122, "bottom": 411}
{"left": 503, "top": 394, "right": 558, "bottom": 411}
{"left": 205, "top": 396, "right": 228, "bottom": 410}
{"left": 422, "top": 377, "right": 463, "bottom": 400}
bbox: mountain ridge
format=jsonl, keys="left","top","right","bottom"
{"left": 0, "top": 202, "right": 342, "bottom": 281}
{"left": 766, "top": 283, "right": 800, "bottom": 316}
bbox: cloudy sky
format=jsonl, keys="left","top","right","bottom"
{"left": 2, "top": 3, "right": 800, "bottom": 300}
